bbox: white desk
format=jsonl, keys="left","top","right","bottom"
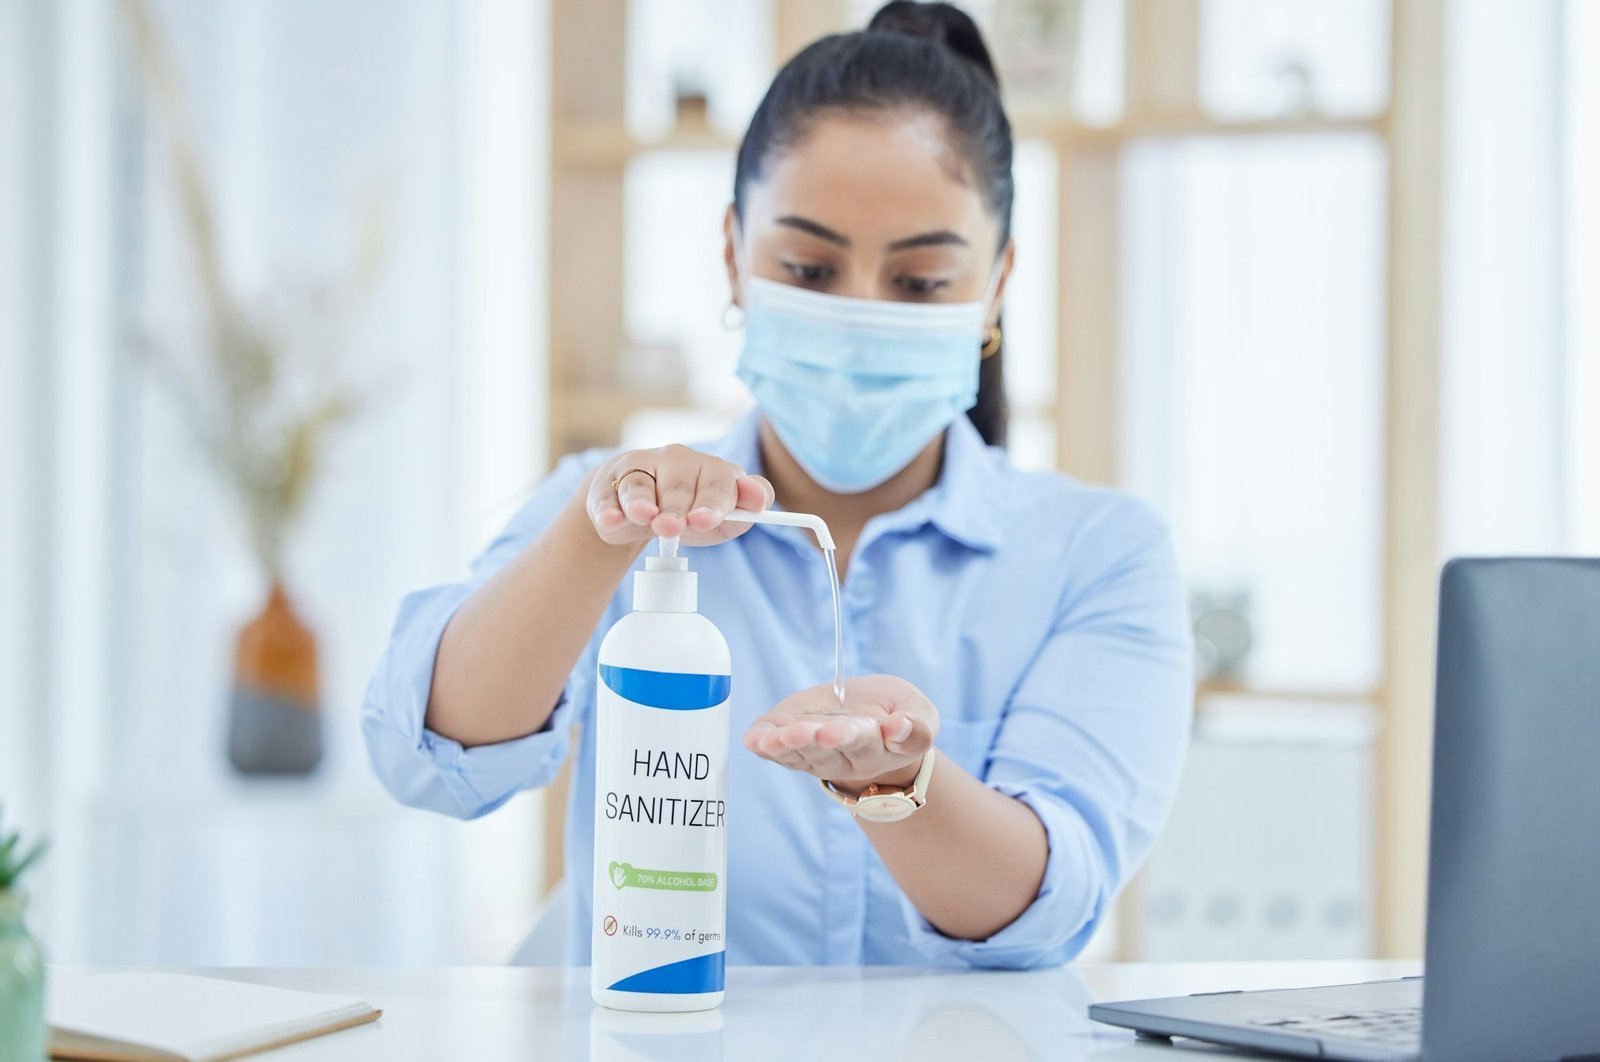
{"left": 62, "top": 961, "right": 1421, "bottom": 1060}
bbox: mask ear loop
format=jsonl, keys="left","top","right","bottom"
{"left": 723, "top": 215, "right": 752, "bottom": 331}
{"left": 978, "top": 253, "right": 1005, "bottom": 323}
{"left": 977, "top": 254, "right": 1006, "bottom": 357}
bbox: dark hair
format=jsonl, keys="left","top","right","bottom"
{"left": 733, "top": 1, "right": 1014, "bottom": 447}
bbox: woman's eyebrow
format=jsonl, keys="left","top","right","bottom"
{"left": 773, "top": 216, "right": 969, "bottom": 252}
{"left": 886, "top": 229, "right": 968, "bottom": 251}
{"left": 775, "top": 215, "right": 850, "bottom": 245}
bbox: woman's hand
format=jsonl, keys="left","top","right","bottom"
{"left": 586, "top": 444, "right": 775, "bottom": 547}
{"left": 742, "top": 674, "right": 939, "bottom": 789}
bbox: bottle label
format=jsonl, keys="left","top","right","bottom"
{"left": 592, "top": 663, "right": 729, "bottom": 996}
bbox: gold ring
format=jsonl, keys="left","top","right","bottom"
{"left": 611, "top": 468, "right": 656, "bottom": 493}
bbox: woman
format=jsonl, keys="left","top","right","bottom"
{"left": 363, "top": 0, "right": 1191, "bottom": 970}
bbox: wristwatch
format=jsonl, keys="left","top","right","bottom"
{"left": 819, "top": 748, "right": 936, "bottom": 823}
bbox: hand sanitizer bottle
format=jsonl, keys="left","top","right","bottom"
{"left": 592, "top": 536, "right": 730, "bottom": 1012}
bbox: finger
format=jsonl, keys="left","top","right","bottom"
{"left": 776, "top": 720, "right": 824, "bottom": 752}
{"left": 752, "top": 725, "right": 791, "bottom": 757}
{"left": 881, "top": 715, "right": 913, "bottom": 745}
{"left": 744, "top": 726, "right": 810, "bottom": 769}
{"left": 750, "top": 720, "right": 816, "bottom": 757}
{"left": 815, "top": 715, "right": 876, "bottom": 751}
{"left": 588, "top": 471, "right": 629, "bottom": 533}
{"left": 741, "top": 721, "right": 778, "bottom": 755}
{"left": 882, "top": 713, "right": 935, "bottom": 756}
{"left": 612, "top": 463, "right": 660, "bottom": 527}
{"left": 651, "top": 447, "right": 697, "bottom": 538}
{"left": 734, "top": 474, "right": 775, "bottom": 513}
{"left": 687, "top": 461, "right": 740, "bottom": 532}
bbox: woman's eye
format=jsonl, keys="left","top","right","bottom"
{"left": 783, "top": 262, "right": 834, "bottom": 284}
{"left": 896, "top": 276, "right": 949, "bottom": 296}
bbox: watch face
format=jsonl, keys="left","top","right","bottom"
{"left": 854, "top": 793, "right": 915, "bottom": 823}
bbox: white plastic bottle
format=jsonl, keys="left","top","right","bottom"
{"left": 591, "top": 536, "right": 730, "bottom": 1012}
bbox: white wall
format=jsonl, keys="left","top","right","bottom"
{"left": 452, "top": 0, "right": 554, "bottom": 958}
{"left": 1566, "top": 0, "right": 1600, "bottom": 552}
{"left": 1440, "top": 0, "right": 1568, "bottom": 556}
{"left": 118, "top": 0, "right": 469, "bottom": 795}
{"left": 41, "top": 0, "right": 121, "bottom": 960}
{"left": 7, "top": 0, "right": 552, "bottom": 965}
{"left": 0, "top": 0, "right": 50, "bottom": 835}
{"left": 98, "top": 0, "right": 469, "bottom": 965}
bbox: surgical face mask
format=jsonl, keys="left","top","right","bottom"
{"left": 732, "top": 250, "right": 999, "bottom": 494}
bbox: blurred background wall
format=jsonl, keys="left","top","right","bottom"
{"left": 1, "top": 0, "right": 1596, "bottom": 967}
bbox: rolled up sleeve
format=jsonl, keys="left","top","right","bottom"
{"left": 900, "top": 496, "right": 1194, "bottom": 968}
{"left": 360, "top": 451, "right": 608, "bottom": 820}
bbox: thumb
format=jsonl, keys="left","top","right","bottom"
{"left": 882, "top": 713, "right": 934, "bottom": 757}
{"left": 735, "top": 474, "right": 774, "bottom": 512}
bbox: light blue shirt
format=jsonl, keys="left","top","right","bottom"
{"left": 362, "top": 410, "right": 1193, "bottom": 969}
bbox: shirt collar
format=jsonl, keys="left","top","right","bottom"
{"left": 702, "top": 407, "right": 1006, "bottom": 555}
{"left": 902, "top": 411, "right": 1007, "bottom": 553}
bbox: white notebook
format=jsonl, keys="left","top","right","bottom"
{"left": 47, "top": 972, "right": 381, "bottom": 1062}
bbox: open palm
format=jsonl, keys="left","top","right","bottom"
{"left": 742, "top": 674, "right": 938, "bottom": 787}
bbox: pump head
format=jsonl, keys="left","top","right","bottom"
{"left": 635, "top": 535, "right": 695, "bottom": 611}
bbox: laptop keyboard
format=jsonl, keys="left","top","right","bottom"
{"left": 1251, "top": 1005, "right": 1422, "bottom": 1046}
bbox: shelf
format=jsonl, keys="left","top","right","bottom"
{"left": 553, "top": 124, "right": 740, "bottom": 168}
{"left": 551, "top": 111, "right": 1390, "bottom": 168}
{"left": 1013, "top": 110, "right": 1388, "bottom": 145}
{"left": 551, "top": 384, "right": 693, "bottom": 430}
{"left": 1196, "top": 680, "right": 1379, "bottom": 705}
{"left": 1192, "top": 695, "right": 1381, "bottom": 748}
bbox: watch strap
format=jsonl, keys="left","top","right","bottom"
{"left": 819, "top": 747, "right": 937, "bottom": 816}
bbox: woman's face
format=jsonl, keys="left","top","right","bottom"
{"left": 724, "top": 108, "right": 1013, "bottom": 328}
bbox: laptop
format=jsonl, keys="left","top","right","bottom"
{"left": 1090, "top": 558, "right": 1600, "bottom": 1062}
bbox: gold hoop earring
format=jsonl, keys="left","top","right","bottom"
{"left": 981, "top": 325, "right": 1002, "bottom": 358}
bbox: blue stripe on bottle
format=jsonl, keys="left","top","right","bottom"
{"left": 600, "top": 664, "right": 730, "bottom": 710}
{"left": 607, "top": 950, "right": 726, "bottom": 994}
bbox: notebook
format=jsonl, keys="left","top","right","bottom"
{"left": 47, "top": 971, "right": 381, "bottom": 1062}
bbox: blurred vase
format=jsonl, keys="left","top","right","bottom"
{"left": 227, "top": 581, "right": 322, "bottom": 775}
{"left": 0, "top": 890, "right": 46, "bottom": 1062}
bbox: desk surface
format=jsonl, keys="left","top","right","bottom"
{"left": 64, "top": 961, "right": 1421, "bottom": 1060}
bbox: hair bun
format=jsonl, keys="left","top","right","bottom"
{"left": 867, "top": 1, "right": 1000, "bottom": 90}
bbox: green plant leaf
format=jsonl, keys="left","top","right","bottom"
{"left": 6, "top": 840, "right": 47, "bottom": 887}
{"left": 0, "top": 803, "right": 48, "bottom": 888}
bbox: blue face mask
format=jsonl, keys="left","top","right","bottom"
{"left": 734, "top": 266, "right": 998, "bottom": 495}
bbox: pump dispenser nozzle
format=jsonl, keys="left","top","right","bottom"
{"left": 650, "top": 535, "right": 685, "bottom": 567}
{"left": 721, "top": 509, "right": 835, "bottom": 551}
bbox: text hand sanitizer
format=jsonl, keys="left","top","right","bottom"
{"left": 592, "top": 535, "right": 731, "bottom": 1012}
